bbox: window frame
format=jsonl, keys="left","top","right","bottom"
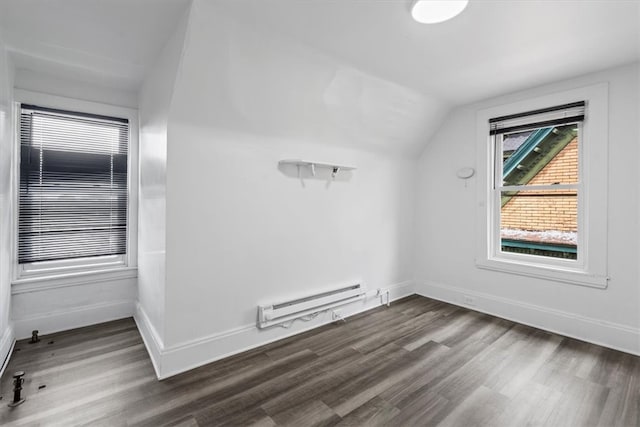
{"left": 475, "top": 83, "right": 608, "bottom": 288}
{"left": 11, "top": 90, "right": 138, "bottom": 286}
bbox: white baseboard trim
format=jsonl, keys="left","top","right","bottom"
{"left": 0, "top": 324, "right": 15, "bottom": 380}
{"left": 133, "top": 303, "right": 164, "bottom": 380}
{"left": 13, "top": 300, "right": 135, "bottom": 340}
{"left": 136, "top": 280, "right": 414, "bottom": 379}
{"left": 387, "top": 280, "right": 414, "bottom": 301}
{"left": 416, "top": 280, "right": 640, "bottom": 356}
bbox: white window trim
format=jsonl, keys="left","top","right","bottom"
{"left": 19, "top": 254, "right": 127, "bottom": 277}
{"left": 11, "top": 89, "right": 139, "bottom": 289}
{"left": 12, "top": 267, "right": 138, "bottom": 294}
{"left": 475, "top": 83, "right": 609, "bottom": 288}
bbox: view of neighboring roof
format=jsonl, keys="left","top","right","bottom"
{"left": 502, "top": 131, "right": 533, "bottom": 154}
{"left": 502, "top": 125, "right": 577, "bottom": 188}
{"left": 500, "top": 125, "right": 579, "bottom": 258}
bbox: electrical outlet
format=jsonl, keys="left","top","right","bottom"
{"left": 332, "top": 310, "right": 342, "bottom": 321}
{"left": 461, "top": 295, "right": 475, "bottom": 306}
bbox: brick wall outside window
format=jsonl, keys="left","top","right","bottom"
{"left": 501, "top": 137, "right": 578, "bottom": 232}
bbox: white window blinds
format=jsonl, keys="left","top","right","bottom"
{"left": 19, "top": 104, "right": 129, "bottom": 264}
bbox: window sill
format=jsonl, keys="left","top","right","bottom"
{"left": 11, "top": 267, "right": 138, "bottom": 294}
{"left": 476, "top": 258, "right": 608, "bottom": 289}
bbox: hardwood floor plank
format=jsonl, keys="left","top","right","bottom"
{"left": 543, "top": 375, "right": 611, "bottom": 427}
{"left": 388, "top": 389, "right": 450, "bottom": 426}
{"left": 597, "top": 378, "right": 640, "bottom": 427}
{"left": 489, "top": 380, "right": 563, "bottom": 426}
{"left": 351, "top": 309, "right": 442, "bottom": 354}
{"left": 259, "top": 349, "right": 388, "bottom": 419}
{"left": 335, "top": 396, "right": 400, "bottom": 426}
{"left": 492, "top": 330, "right": 563, "bottom": 398}
{"left": 436, "top": 385, "right": 510, "bottom": 427}
{"left": 130, "top": 349, "right": 319, "bottom": 426}
{"left": 3, "top": 375, "right": 155, "bottom": 426}
{"left": 163, "top": 415, "right": 200, "bottom": 427}
{"left": 320, "top": 341, "right": 447, "bottom": 417}
{"left": 263, "top": 399, "right": 340, "bottom": 427}
{"left": 195, "top": 405, "right": 276, "bottom": 427}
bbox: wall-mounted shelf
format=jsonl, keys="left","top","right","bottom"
{"left": 279, "top": 159, "right": 357, "bottom": 178}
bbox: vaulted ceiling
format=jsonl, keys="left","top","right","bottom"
{"left": 222, "top": 0, "right": 640, "bottom": 105}
{"left": 1, "top": 0, "right": 637, "bottom": 103}
{"left": 0, "top": 0, "right": 638, "bottom": 153}
{"left": 0, "top": 0, "right": 192, "bottom": 91}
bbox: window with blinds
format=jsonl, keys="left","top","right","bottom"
{"left": 19, "top": 104, "right": 129, "bottom": 265}
{"left": 489, "top": 101, "right": 585, "bottom": 261}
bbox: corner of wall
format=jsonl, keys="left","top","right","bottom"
{"left": 415, "top": 280, "right": 640, "bottom": 356}
{"left": 134, "top": 302, "right": 165, "bottom": 379}
{"left": 0, "top": 323, "right": 15, "bottom": 379}
{"left": 0, "top": 30, "right": 15, "bottom": 381}
{"left": 137, "top": 2, "right": 193, "bottom": 366}
{"left": 137, "top": 280, "right": 414, "bottom": 379}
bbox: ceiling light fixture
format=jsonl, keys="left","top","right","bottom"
{"left": 411, "top": 0, "right": 469, "bottom": 24}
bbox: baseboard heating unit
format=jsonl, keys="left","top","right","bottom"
{"left": 257, "top": 283, "right": 366, "bottom": 328}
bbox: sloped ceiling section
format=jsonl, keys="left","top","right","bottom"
{"left": 0, "top": 0, "right": 192, "bottom": 94}
{"left": 0, "top": 0, "right": 637, "bottom": 152}
{"left": 169, "top": 0, "right": 447, "bottom": 155}
{"left": 225, "top": 0, "right": 640, "bottom": 105}
{"left": 167, "top": 0, "right": 640, "bottom": 154}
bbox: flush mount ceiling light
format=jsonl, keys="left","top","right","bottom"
{"left": 411, "top": 0, "right": 469, "bottom": 24}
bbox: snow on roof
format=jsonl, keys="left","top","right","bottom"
{"left": 501, "top": 228, "right": 577, "bottom": 246}
{"left": 503, "top": 131, "right": 533, "bottom": 152}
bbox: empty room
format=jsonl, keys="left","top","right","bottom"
{"left": 0, "top": 0, "right": 639, "bottom": 425}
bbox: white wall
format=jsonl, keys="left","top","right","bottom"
{"left": 0, "top": 34, "right": 15, "bottom": 373}
{"left": 136, "top": 8, "right": 190, "bottom": 374}
{"left": 144, "top": 0, "right": 420, "bottom": 377}
{"left": 414, "top": 62, "right": 640, "bottom": 354}
{"left": 164, "top": 127, "right": 416, "bottom": 335}
{"left": 11, "top": 276, "right": 136, "bottom": 339}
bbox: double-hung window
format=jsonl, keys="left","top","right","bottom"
{"left": 18, "top": 104, "right": 129, "bottom": 275}
{"left": 476, "top": 84, "right": 609, "bottom": 288}
{"left": 491, "top": 102, "right": 584, "bottom": 263}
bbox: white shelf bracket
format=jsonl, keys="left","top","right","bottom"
{"left": 278, "top": 159, "right": 356, "bottom": 180}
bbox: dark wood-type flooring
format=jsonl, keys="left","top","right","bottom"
{"left": 0, "top": 295, "right": 639, "bottom": 426}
